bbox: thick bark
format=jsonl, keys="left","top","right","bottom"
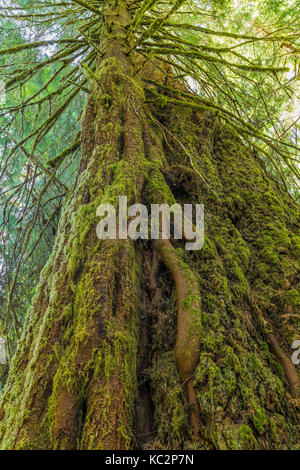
{"left": 0, "top": 0, "right": 299, "bottom": 450}
{"left": 0, "top": 1, "right": 147, "bottom": 450}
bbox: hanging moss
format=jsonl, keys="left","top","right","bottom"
{"left": 0, "top": 6, "right": 299, "bottom": 450}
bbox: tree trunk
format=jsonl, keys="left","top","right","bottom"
{"left": 0, "top": 1, "right": 299, "bottom": 450}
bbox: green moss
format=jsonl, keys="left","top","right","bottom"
{"left": 250, "top": 402, "right": 269, "bottom": 434}
{"left": 284, "top": 290, "right": 300, "bottom": 307}
{"left": 226, "top": 425, "right": 258, "bottom": 450}
{"left": 150, "top": 352, "right": 189, "bottom": 448}
{"left": 151, "top": 100, "right": 299, "bottom": 449}
{"left": 1, "top": 54, "right": 299, "bottom": 450}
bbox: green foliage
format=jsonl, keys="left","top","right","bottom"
{"left": 0, "top": 0, "right": 299, "bottom": 371}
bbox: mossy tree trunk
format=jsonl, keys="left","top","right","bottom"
{"left": 0, "top": 0, "right": 299, "bottom": 450}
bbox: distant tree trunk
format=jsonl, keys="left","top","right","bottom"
{"left": 0, "top": 1, "right": 299, "bottom": 450}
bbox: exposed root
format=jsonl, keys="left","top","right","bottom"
{"left": 51, "top": 389, "right": 77, "bottom": 449}
{"left": 251, "top": 295, "right": 300, "bottom": 398}
{"left": 267, "top": 331, "right": 300, "bottom": 398}
{"left": 153, "top": 238, "right": 202, "bottom": 439}
{"left": 186, "top": 379, "right": 202, "bottom": 442}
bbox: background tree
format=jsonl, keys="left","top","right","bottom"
{"left": 0, "top": 0, "right": 299, "bottom": 450}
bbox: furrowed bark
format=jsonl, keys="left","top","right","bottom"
{"left": 0, "top": 0, "right": 148, "bottom": 450}
{"left": 0, "top": 0, "right": 299, "bottom": 451}
{"left": 153, "top": 238, "right": 202, "bottom": 440}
